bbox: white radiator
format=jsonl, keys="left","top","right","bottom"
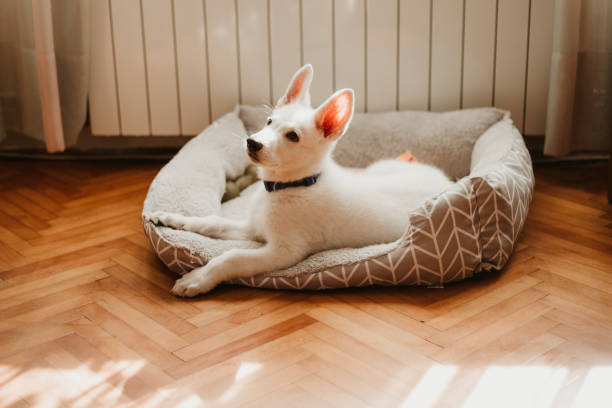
{"left": 88, "top": 0, "right": 554, "bottom": 137}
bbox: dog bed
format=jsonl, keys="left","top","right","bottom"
{"left": 142, "top": 105, "right": 533, "bottom": 290}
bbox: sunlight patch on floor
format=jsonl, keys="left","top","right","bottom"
{"left": 401, "top": 365, "right": 458, "bottom": 408}
{"left": 0, "top": 359, "right": 146, "bottom": 408}
{"left": 463, "top": 365, "right": 568, "bottom": 408}
{"left": 217, "top": 361, "right": 263, "bottom": 404}
{"left": 571, "top": 366, "right": 612, "bottom": 408}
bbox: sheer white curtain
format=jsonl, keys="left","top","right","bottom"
{"left": 0, "top": 0, "right": 89, "bottom": 152}
{"left": 544, "top": 0, "right": 612, "bottom": 156}
{"left": 0, "top": 0, "right": 44, "bottom": 145}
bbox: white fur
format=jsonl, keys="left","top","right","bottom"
{"left": 146, "top": 65, "right": 452, "bottom": 296}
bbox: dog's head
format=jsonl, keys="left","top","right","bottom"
{"left": 246, "top": 64, "right": 354, "bottom": 179}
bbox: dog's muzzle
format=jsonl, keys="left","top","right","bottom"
{"left": 246, "top": 138, "right": 263, "bottom": 153}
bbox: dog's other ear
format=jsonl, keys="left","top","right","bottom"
{"left": 315, "top": 89, "right": 354, "bottom": 140}
{"left": 277, "top": 64, "right": 313, "bottom": 107}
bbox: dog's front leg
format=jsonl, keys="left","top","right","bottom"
{"left": 146, "top": 212, "right": 251, "bottom": 240}
{"left": 172, "top": 245, "right": 302, "bottom": 297}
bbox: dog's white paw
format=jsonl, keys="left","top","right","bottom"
{"left": 144, "top": 210, "right": 167, "bottom": 224}
{"left": 172, "top": 269, "right": 218, "bottom": 297}
{"left": 144, "top": 211, "right": 185, "bottom": 229}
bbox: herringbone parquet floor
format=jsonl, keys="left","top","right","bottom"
{"left": 0, "top": 159, "right": 610, "bottom": 407}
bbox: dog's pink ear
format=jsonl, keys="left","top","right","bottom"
{"left": 315, "top": 89, "right": 354, "bottom": 139}
{"left": 277, "top": 64, "right": 313, "bottom": 107}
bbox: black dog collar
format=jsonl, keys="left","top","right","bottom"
{"left": 263, "top": 173, "right": 321, "bottom": 192}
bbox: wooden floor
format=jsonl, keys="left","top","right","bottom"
{"left": 0, "top": 159, "right": 611, "bottom": 408}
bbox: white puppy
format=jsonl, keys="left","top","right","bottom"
{"left": 147, "top": 64, "right": 452, "bottom": 296}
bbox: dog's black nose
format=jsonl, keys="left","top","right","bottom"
{"left": 247, "top": 138, "right": 263, "bottom": 153}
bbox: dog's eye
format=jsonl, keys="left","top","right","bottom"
{"left": 266, "top": 117, "right": 272, "bottom": 126}
{"left": 285, "top": 131, "right": 299, "bottom": 142}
